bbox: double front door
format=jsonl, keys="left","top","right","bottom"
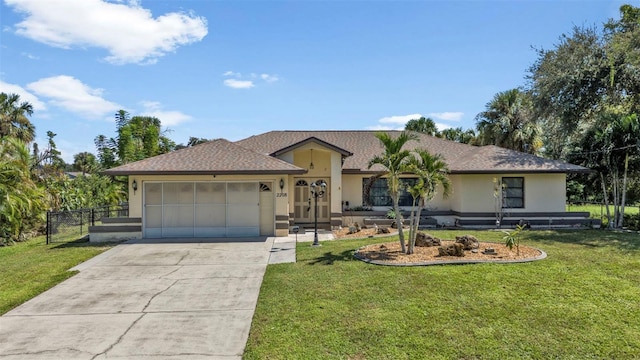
{"left": 293, "top": 178, "right": 330, "bottom": 223}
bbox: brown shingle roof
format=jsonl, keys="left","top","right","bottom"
{"left": 103, "top": 139, "right": 306, "bottom": 175}
{"left": 235, "top": 130, "right": 589, "bottom": 174}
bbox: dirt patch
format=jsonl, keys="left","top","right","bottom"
{"left": 332, "top": 226, "right": 396, "bottom": 240}
{"left": 356, "top": 240, "right": 543, "bottom": 265}
{"left": 333, "top": 227, "right": 545, "bottom": 265}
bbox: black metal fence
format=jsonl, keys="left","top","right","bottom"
{"left": 46, "top": 204, "right": 128, "bottom": 244}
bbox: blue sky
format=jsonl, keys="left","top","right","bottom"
{"left": 0, "top": 0, "right": 633, "bottom": 162}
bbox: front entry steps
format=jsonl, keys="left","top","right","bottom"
{"left": 88, "top": 217, "right": 142, "bottom": 242}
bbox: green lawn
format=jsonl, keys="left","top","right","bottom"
{"left": 245, "top": 230, "right": 640, "bottom": 359}
{"left": 0, "top": 235, "right": 115, "bottom": 315}
{"left": 567, "top": 203, "right": 640, "bottom": 218}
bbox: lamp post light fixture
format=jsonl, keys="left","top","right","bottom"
{"left": 310, "top": 180, "right": 327, "bottom": 246}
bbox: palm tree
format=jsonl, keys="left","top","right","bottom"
{"left": 405, "top": 117, "right": 439, "bottom": 136}
{"left": 404, "top": 150, "right": 451, "bottom": 254}
{"left": 0, "top": 137, "right": 46, "bottom": 244}
{"left": 73, "top": 151, "right": 99, "bottom": 175}
{"left": 0, "top": 93, "right": 36, "bottom": 143}
{"left": 475, "top": 89, "right": 542, "bottom": 154}
{"left": 368, "top": 131, "right": 418, "bottom": 253}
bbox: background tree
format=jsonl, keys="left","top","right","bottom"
{"left": 438, "top": 127, "right": 477, "bottom": 144}
{"left": 95, "top": 110, "right": 176, "bottom": 167}
{"left": 0, "top": 138, "right": 47, "bottom": 245}
{"left": 73, "top": 152, "right": 99, "bottom": 175}
{"left": 175, "top": 137, "right": 210, "bottom": 150}
{"left": 568, "top": 111, "right": 640, "bottom": 228}
{"left": 368, "top": 131, "right": 418, "bottom": 253}
{"left": 475, "top": 88, "right": 542, "bottom": 154}
{"left": 405, "top": 117, "right": 439, "bottom": 136}
{"left": 404, "top": 150, "right": 450, "bottom": 254}
{"left": 0, "top": 92, "right": 35, "bottom": 143}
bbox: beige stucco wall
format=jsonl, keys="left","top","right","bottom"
{"left": 454, "top": 173, "right": 566, "bottom": 213}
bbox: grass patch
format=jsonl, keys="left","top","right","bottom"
{"left": 0, "top": 235, "right": 115, "bottom": 315}
{"left": 245, "top": 230, "right": 640, "bottom": 359}
{"left": 567, "top": 203, "right": 639, "bottom": 218}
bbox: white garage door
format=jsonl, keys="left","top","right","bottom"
{"left": 144, "top": 182, "right": 261, "bottom": 238}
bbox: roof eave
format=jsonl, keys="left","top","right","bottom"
{"left": 102, "top": 169, "right": 308, "bottom": 176}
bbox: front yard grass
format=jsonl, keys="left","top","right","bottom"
{"left": 0, "top": 235, "right": 115, "bottom": 315}
{"left": 245, "top": 229, "right": 640, "bottom": 359}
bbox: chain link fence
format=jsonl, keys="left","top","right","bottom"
{"left": 46, "top": 204, "right": 128, "bottom": 244}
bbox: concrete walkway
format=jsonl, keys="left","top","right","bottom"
{"left": 268, "top": 229, "right": 335, "bottom": 264}
{"left": 0, "top": 237, "right": 275, "bottom": 360}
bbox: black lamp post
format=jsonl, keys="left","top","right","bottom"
{"left": 310, "top": 180, "right": 327, "bottom": 246}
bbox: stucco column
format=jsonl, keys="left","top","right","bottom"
{"left": 330, "top": 152, "right": 343, "bottom": 229}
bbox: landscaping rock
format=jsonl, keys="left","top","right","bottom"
{"left": 377, "top": 227, "right": 390, "bottom": 234}
{"left": 415, "top": 232, "right": 441, "bottom": 247}
{"left": 437, "top": 243, "right": 465, "bottom": 257}
{"left": 348, "top": 226, "right": 358, "bottom": 234}
{"left": 455, "top": 234, "right": 479, "bottom": 250}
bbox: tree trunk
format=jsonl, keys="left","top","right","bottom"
{"left": 393, "top": 196, "right": 405, "bottom": 253}
{"left": 407, "top": 198, "right": 418, "bottom": 255}
{"left": 612, "top": 169, "right": 619, "bottom": 228}
{"left": 412, "top": 201, "right": 425, "bottom": 254}
{"left": 600, "top": 172, "right": 612, "bottom": 228}
{"left": 618, "top": 152, "right": 629, "bottom": 228}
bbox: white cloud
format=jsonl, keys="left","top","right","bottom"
{"left": 139, "top": 101, "right": 191, "bottom": 126}
{"left": 0, "top": 80, "right": 47, "bottom": 111}
{"left": 427, "top": 112, "right": 464, "bottom": 121}
{"left": 5, "top": 0, "right": 208, "bottom": 65}
{"left": 222, "top": 70, "right": 240, "bottom": 77}
{"left": 21, "top": 52, "right": 39, "bottom": 60}
{"left": 378, "top": 113, "right": 423, "bottom": 124}
{"left": 26, "top": 75, "right": 120, "bottom": 118}
{"left": 260, "top": 73, "right": 279, "bottom": 83}
{"left": 223, "top": 79, "right": 255, "bottom": 89}
{"left": 371, "top": 113, "right": 454, "bottom": 132}
{"left": 365, "top": 124, "right": 405, "bottom": 131}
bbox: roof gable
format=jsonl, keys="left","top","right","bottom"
{"left": 270, "top": 136, "right": 354, "bottom": 157}
{"left": 103, "top": 139, "right": 306, "bottom": 175}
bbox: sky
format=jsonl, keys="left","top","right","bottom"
{"left": 0, "top": 0, "right": 634, "bottom": 162}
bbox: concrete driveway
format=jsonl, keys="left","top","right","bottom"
{"left": 0, "top": 237, "right": 283, "bottom": 360}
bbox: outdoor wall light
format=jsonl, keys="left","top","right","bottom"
{"left": 132, "top": 179, "right": 138, "bottom": 194}
{"left": 309, "top": 149, "right": 314, "bottom": 170}
{"left": 279, "top": 178, "right": 285, "bottom": 191}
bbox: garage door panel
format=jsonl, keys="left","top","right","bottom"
{"left": 228, "top": 183, "right": 258, "bottom": 203}
{"left": 145, "top": 183, "right": 162, "bottom": 205}
{"left": 163, "top": 205, "right": 194, "bottom": 227}
{"left": 194, "top": 205, "right": 226, "bottom": 227}
{"left": 195, "top": 183, "right": 225, "bottom": 204}
{"left": 162, "top": 227, "right": 194, "bottom": 238}
{"left": 145, "top": 206, "right": 163, "bottom": 228}
{"left": 163, "top": 183, "right": 194, "bottom": 204}
{"left": 194, "top": 227, "right": 227, "bottom": 237}
{"left": 227, "top": 205, "right": 259, "bottom": 227}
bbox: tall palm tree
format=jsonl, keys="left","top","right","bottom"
{"left": 405, "top": 117, "right": 438, "bottom": 136}
{"left": 404, "top": 150, "right": 451, "bottom": 254}
{"left": 0, "top": 93, "right": 36, "bottom": 143}
{"left": 475, "top": 89, "right": 542, "bottom": 154}
{"left": 368, "top": 131, "right": 418, "bottom": 253}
